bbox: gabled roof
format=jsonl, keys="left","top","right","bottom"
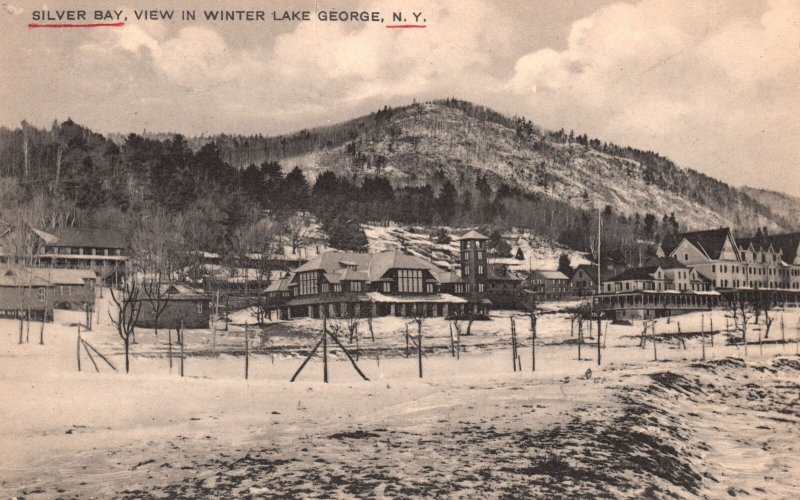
{"left": 571, "top": 264, "right": 598, "bottom": 282}
{"left": 265, "top": 276, "right": 292, "bottom": 293}
{"left": 738, "top": 232, "right": 800, "bottom": 262}
{"left": 435, "top": 270, "right": 465, "bottom": 284}
{"left": 570, "top": 264, "right": 618, "bottom": 283}
{"left": 35, "top": 227, "right": 129, "bottom": 249}
{"left": 643, "top": 256, "right": 688, "bottom": 271}
{"left": 661, "top": 228, "right": 735, "bottom": 261}
{"left": 368, "top": 250, "right": 440, "bottom": 280}
{"left": 292, "top": 250, "right": 443, "bottom": 284}
{"left": 27, "top": 268, "right": 97, "bottom": 286}
{"left": 607, "top": 267, "right": 657, "bottom": 282}
{"left": 153, "top": 282, "right": 208, "bottom": 299}
{"left": 455, "top": 230, "right": 489, "bottom": 241}
{"left": 488, "top": 263, "right": 524, "bottom": 281}
{"left": 0, "top": 267, "right": 52, "bottom": 287}
{"left": 528, "top": 270, "right": 569, "bottom": 280}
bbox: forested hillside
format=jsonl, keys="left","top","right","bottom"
{"left": 195, "top": 100, "right": 793, "bottom": 233}
{"left": 0, "top": 99, "right": 795, "bottom": 266}
{"left": 741, "top": 187, "right": 800, "bottom": 227}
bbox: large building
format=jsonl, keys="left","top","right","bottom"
{"left": 597, "top": 228, "right": 800, "bottom": 320}
{"left": 267, "top": 235, "right": 491, "bottom": 320}
{"left": 658, "top": 228, "right": 800, "bottom": 292}
{"left": 526, "top": 270, "right": 570, "bottom": 300}
{"left": 0, "top": 226, "right": 127, "bottom": 283}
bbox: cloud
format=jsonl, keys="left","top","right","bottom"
{"left": 80, "top": 24, "right": 264, "bottom": 90}
{"left": 504, "top": 0, "right": 800, "bottom": 194}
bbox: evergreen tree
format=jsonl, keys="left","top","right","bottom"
{"left": 558, "top": 253, "right": 572, "bottom": 276}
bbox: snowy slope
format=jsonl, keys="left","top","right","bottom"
{"left": 363, "top": 224, "right": 589, "bottom": 272}
{"left": 278, "top": 102, "right": 788, "bottom": 232}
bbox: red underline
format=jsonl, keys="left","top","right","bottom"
{"left": 28, "top": 22, "right": 125, "bottom": 29}
{"left": 386, "top": 24, "right": 426, "bottom": 29}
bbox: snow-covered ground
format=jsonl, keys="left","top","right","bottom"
{"left": 2, "top": 291, "right": 799, "bottom": 497}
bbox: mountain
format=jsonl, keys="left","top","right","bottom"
{"left": 741, "top": 188, "right": 800, "bottom": 228}
{"left": 201, "top": 99, "right": 798, "bottom": 233}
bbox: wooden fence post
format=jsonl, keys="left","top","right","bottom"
{"left": 652, "top": 323, "right": 657, "bottom": 362}
{"left": 449, "top": 323, "right": 455, "bottom": 357}
{"left": 245, "top": 321, "right": 250, "bottom": 380}
{"left": 780, "top": 314, "right": 785, "bottom": 351}
{"left": 405, "top": 324, "right": 409, "bottom": 358}
{"left": 596, "top": 317, "right": 602, "bottom": 366}
{"left": 418, "top": 329, "right": 423, "bottom": 379}
{"left": 511, "top": 317, "right": 517, "bottom": 372}
{"left": 77, "top": 326, "right": 82, "bottom": 372}
{"left": 168, "top": 328, "right": 173, "bottom": 373}
{"left": 710, "top": 317, "right": 714, "bottom": 347}
{"left": 323, "top": 316, "right": 328, "bottom": 383}
{"left": 701, "top": 314, "right": 706, "bottom": 361}
{"left": 180, "top": 320, "right": 184, "bottom": 378}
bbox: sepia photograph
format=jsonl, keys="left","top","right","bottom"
{"left": 1, "top": 0, "right": 799, "bottom": 497}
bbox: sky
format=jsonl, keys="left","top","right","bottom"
{"left": 1, "top": 0, "right": 798, "bottom": 196}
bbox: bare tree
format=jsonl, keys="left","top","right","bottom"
{"left": 343, "top": 299, "right": 362, "bottom": 343}
{"left": 729, "top": 291, "right": 753, "bottom": 356}
{"left": 567, "top": 303, "right": 592, "bottom": 361}
{"left": 243, "top": 217, "right": 280, "bottom": 325}
{"left": 108, "top": 278, "right": 143, "bottom": 373}
{"left": 280, "top": 211, "right": 314, "bottom": 255}
{"left": 132, "top": 210, "right": 182, "bottom": 339}
{"left": 753, "top": 295, "right": 776, "bottom": 339}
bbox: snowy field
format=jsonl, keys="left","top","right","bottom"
{"left": 2, "top": 292, "right": 800, "bottom": 497}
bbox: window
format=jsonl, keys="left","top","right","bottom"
{"left": 350, "top": 281, "right": 362, "bottom": 292}
{"left": 333, "top": 284, "right": 342, "bottom": 293}
{"left": 463, "top": 251, "right": 470, "bottom": 260}
{"left": 477, "top": 251, "right": 483, "bottom": 260}
{"left": 477, "top": 284, "right": 485, "bottom": 293}
{"left": 38, "top": 288, "right": 45, "bottom": 301}
{"left": 684, "top": 253, "right": 688, "bottom": 261}
{"left": 464, "top": 266, "right": 470, "bottom": 276}
{"left": 477, "top": 265, "right": 484, "bottom": 275}
{"left": 382, "top": 282, "right": 391, "bottom": 293}
{"left": 712, "top": 265, "right": 715, "bottom": 272}
{"left": 426, "top": 283, "right": 435, "bottom": 293}
{"left": 397, "top": 269, "right": 423, "bottom": 293}
{"left": 299, "top": 272, "right": 318, "bottom": 296}
{"left": 196, "top": 302, "right": 203, "bottom": 314}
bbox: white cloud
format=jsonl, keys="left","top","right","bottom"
{"left": 504, "top": 0, "right": 800, "bottom": 194}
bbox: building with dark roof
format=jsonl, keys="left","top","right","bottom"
{"left": 526, "top": 270, "right": 570, "bottom": 300}
{"left": 658, "top": 227, "right": 800, "bottom": 291}
{"left": 269, "top": 247, "right": 488, "bottom": 320}
{"left": 0, "top": 267, "right": 54, "bottom": 321}
{"left": 0, "top": 226, "right": 127, "bottom": 283}
{"left": 135, "top": 283, "right": 211, "bottom": 329}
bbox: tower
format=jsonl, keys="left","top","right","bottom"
{"left": 457, "top": 230, "right": 489, "bottom": 298}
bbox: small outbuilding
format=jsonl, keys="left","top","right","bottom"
{"left": 135, "top": 283, "right": 211, "bottom": 329}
